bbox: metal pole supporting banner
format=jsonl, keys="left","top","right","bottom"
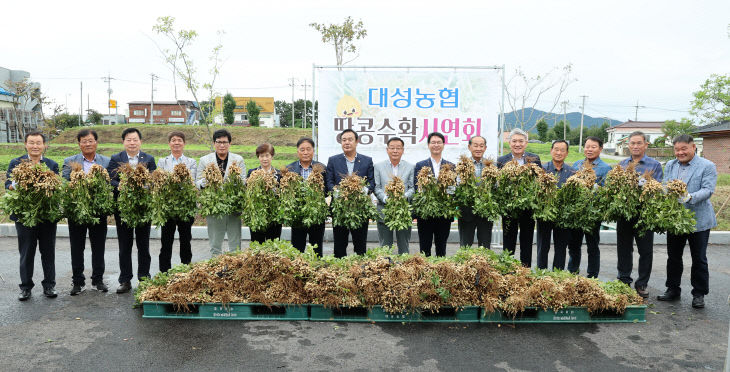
{"left": 312, "top": 64, "right": 317, "bottom": 161}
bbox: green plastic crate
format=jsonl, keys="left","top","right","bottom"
{"left": 142, "top": 302, "right": 309, "bottom": 320}
{"left": 480, "top": 305, "right": 646, "bottom": 323}
{"left": 309, "top": 305, "right": 480, "bottom": 323}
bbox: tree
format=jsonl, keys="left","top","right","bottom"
{"left": 86, "top": 109, "right": 103, "bottom": 125}
{"left": 2, "top": 77, "right": 40, "bottom": 138}
{"left": 690, "top": 74, "right": 730, "bottom": 125}
{"left": 662, "top": 118, "right": 696, "bottom": 140}
{"left": 246, "top": 100, "right": 261, "bottom": 127}
{"left": 504, "top": 65, "right": 575, "bottom": 132}
{"left": 152, "top": 16, "right": 224, "bottom": 142}
{"left": 274, "top": 100, "right": 292, "bottom": 127}
{"left": 310, "top": 17, "right": 367, "bottom": 67}
{"left": 536, "top": 119, "right": 549, "bottom": 142}
{"left": 223, "top": 93, "right": 236, "bottom": 124}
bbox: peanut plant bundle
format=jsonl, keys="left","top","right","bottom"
{"left": 331, "top": 174, "right": 377, "bottom": 229}
{"left": 136, "top": 240, "right": 643, "bottom": 315}
{"left": 0, "top": 160, "right": 62, "bottom": 227}
{"left": 554, "top": 167, "right": 601, "bottom": 233}
{"left": 275, "top": 167, "right": 303, "bottom": 226}
{"left": 495, "top": 160, "right": 541, "bottom": 217}
{"left": 149, "top": 163, "right": 197, "bottom": 227}
{"left": 412, "top": 164, "right": 459, "bottom": 220}
{"left": 596, "top": 162, "right": 640, "bottom": 222}
{"left": 382, "top": 176, "right": 412, "bottom": 231}
{"left": 117, "top": 163, "right": 153, "bottom": 227}
{"left": 472, "top": 160, "right": 501, "bottom": 220}
{"left": 61, "top": 163, "right": 115, "bottom": 225}
{"left": 533, "top": 170, "right": 558, "bottom": 222}
{"left": 635, "top": 178, "right": 696, "bottom": 235}
{"left": 243, "top": 168, "right": 279, "bottom": 232}
{"left": 299, "top": 164, "right": 329, "bottom": 227}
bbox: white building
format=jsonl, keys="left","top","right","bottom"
{"left": 605, "top": 121, "right": 665, "bottom": 155}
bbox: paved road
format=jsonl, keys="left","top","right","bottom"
{"left": 0, "top": 236, "right": 728, "bottom": 371}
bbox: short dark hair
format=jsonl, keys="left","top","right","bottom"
{"left": 386, "top": 137, "right": 404, "bottom": 147}
{"left": 584, "top": 136, "right": 603, "bottom": 148}
{"left": 341, "top": 128, "right": 358, "bottom": 140}
{"left": 551, "top": 139, "right": 569, "bottom": 151}
{"left": 24, "top": 131, "right": 46, "bottom": 144}
{"left": 427, "top": 132, "right": 445, "bottom": 144}
{"left": 256, "top": 143, "right": 275, "bottom": 156}
{"left": 122, "top": 127, "right": 142, "bottom": 141}
{"left": 213, "top": 129, "right": 232, "bottom": 143}
{"left": 167, "top": 131, "right": 186, "bottom": 142}
{"left": 296, "top": 137, "right": 315, "bottom": 148}
{"left": 672, "top": 134, "right": 694, "bottom": 145}
{"left": 468, "top": 136, "right": 486, "bottom": 145}
{"left": 628, "top": 131, "right": 648, "bottom": 142}
{"left": 77, "top": 129, "right": 98, "bottom": 142}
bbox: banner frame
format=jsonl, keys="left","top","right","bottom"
{"left": 311, "top": 65, "right": 506, "bottom": 161}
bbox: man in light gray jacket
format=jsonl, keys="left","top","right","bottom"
{"left": 157, "top": 131, "right": 197, "bottom": 272}
{"left": 657, "top": 134, "right": 717, "bottom": 309}
{"left": 62, "top": 129, "right": 111, "bottom": 295}
{"left": 374, "top": 137, "right": 414, "bottom": 254}
{"left": 195, "top": 129, "right": 246, "bottom": 256}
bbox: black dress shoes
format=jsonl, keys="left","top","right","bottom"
{"left": 70, "top": 284, "right": 85, "bottom": 296}
{"left": 657, "top": 289, "right": 681, "bottom": 301}
{"left": 92, "top": 282, "right": 109, "bottom": 292}
{"left": 116, "top": 282, "right": 132, "bottom": 294}
{"left": 43, "top": 287, "right": 58, "bottom": 298}
{"left": 18, "top": 289, "right": 31, "bottom": 301}
{"left": 692, "top": 295, "right": 705, "bottom": 309}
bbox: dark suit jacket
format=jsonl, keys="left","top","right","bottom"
{"left": 285, "top": 160, "right": 326, "bottom": 179}
{"left": 5, "top": 155, "right": 60, "bottom": 222}
{"left": 325, "top": 153, "right": 375, "bottom": 194}
{"left": 107, "top": 151, "right": 157, "bottom": 189}
{"left": 246, "top": 166, "right": 282, "bottom": 182}
{"left": 496, "top": 152, "right": 542, "bottom": 168}
{"left": 413, "top": 158, "right": 455, "bottom": 192}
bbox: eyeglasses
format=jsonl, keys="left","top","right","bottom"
{"left": 214, "top": 141, "right": 230, "bottom": 145}
{"left": 387, "top": 147, "right": 403, "bottom": 150}
{"left": 80, "top": 140, "right": 96, "bottom": 145}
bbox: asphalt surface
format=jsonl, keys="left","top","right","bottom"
{"left": 0, "top": 236, "right": 728, "bottom": 371}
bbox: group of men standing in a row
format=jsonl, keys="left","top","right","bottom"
{"left": 7, "top": 126, "right": 717, "bottom": 309}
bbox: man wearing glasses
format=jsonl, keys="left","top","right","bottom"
{"left": 458, "top": 136, "right": 493, "bottom": 249}
{"left": 373, "top": 137, "right": 414, "bottom": 254}
{"left": 195, "top": 129, "right": 246, "bottom": 256}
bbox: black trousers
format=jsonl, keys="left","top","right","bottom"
{"left": 114, "top": 214, "right": 151, "bottom": 284}
{"left": 159, "top": 218, "right": 194, "bottom": 273}
{"left": 291, "top": 223, "right": 325, "bottom": 256}
{"left": 666, "top": 229, "right": 710, "bottom": 297}
{"left": 333, "top": 223, "right": 368, "bottom": 258}
{"left": 250, "top": 223, "right": 283, "bottom": 245}
{"left": 458, "top": 207, "right": 493, "bottom": 248}
{"left": 15, "top": 221, "right": 57, "bottom": 291}
{"left": 616, "top": 218, "right": 653, "bottom": 288}
{"left": 536, "top": 220, "right": 581, "bottom": 271}
{"left": 568, "top": 224, "right": 601, "bottom": 278}
{"left": 502, "top": 210, "right": 535, "bottom": 267}
{"left": 417, "top": 217, "right": 452, "bottom": 257}
{"left": 69, "top": 221, "right": 107, "bottom": 286}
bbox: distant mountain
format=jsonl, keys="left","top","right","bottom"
{"left": 502, "top": 108, "right": 622, "bottom": 130}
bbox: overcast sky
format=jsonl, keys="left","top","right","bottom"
{"left": 4, "top": 0, "right": 729, "bottom": 122}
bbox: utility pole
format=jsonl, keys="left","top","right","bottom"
{"left": 301, "top": 80, "right": 309, "bottom": 128}
{"left": 151, "top": 74, "right": 158, "bottom": 124}
{"left": 561, "top": 100, "right": 569, "bottom": 140}
{"left": 289, "top": 77, "right": 296, "bottom": 127}
{"left": 633, "top": 100, "right": 644, "bottom": 121}
{"left": 102, "top": 73, "right": 115, "bottom": 115}
{"left": 79, "top": 82, "right": 83, "bottom": 126}
{"left": 579, "top": 95, "right": 587, "bottom": 151}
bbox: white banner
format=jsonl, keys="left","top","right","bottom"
{"left": 316, "top": 68, "right": 502, "bottom": 165}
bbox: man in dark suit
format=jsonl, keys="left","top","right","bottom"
{"left": 457, "top": 136, "right": 493, "bottom": 249}
{"left": 497, "top": 128, "right": 541, "bottom": 267}
{"left": 287, "top": 137, "right": 327, "bottom": 256}
{"left": 107, "top": 128, "right": 156, "bottom": 294}
{"left": 414, "top": 132, "right": 455, "bottom": 257}
{"left": 62, "top": 129, "right": 111, "bottom": 295}
{"left": 325, "top": 129, "right": 375, "bottom": 258}
{"left": 6, "top": 131, "right": 60, "bottom": 301}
